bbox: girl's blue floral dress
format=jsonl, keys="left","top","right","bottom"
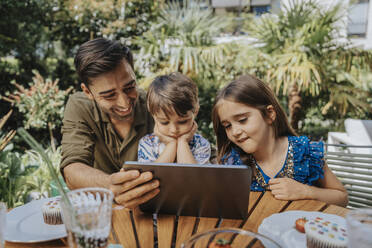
{"left": 221, "top": 136, "right": 324, "bottom": 191}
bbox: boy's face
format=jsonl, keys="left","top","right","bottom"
{"left": 153, "top": 109, "right": 195, "bottom": 138}
{"left": 81, "top": 59, "right": 138, "bottom": 122}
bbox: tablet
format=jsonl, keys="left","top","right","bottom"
{"left": 123, "top": 161, "right": 252, "bottom": 219}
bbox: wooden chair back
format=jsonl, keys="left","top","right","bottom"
{"left": 325, "top": 144, "right": 372, "bottom": 208}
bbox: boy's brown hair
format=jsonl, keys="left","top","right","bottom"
{"left": 147, "top": 72, "right": 199, "bottom": 117}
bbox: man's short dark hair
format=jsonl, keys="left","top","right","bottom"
{"left": 74, "top": 38, "right": 134, "bottom": 85}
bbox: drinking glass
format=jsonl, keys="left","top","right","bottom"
{"left": 60, "top": 187, "right": 114, "bottom": 248}
{"left": 181, "top": 227, "right": 281, "bottom": 248}
{"left": 0, "top": 202, "right": 6, "bottom": 248}
{"left": 346, "top": 208, "right": 372, "bottom": 248}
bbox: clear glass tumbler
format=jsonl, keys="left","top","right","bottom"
{"left": 0, "top": 202, "right": 6, "bottom": 248}
{"left": 181, "top": 227, "right": 281, "bottom": 248}
{"left": 346, "top": 208, "right": 372, "bottom": 248}
{"left": 60, "top": 187, "right": 114, "bottom": 248}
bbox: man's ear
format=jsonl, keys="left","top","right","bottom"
{"left": 81, "top": 83, "right": 94, "bottom": 100}
{"left": 266, "top": 105, "right": 276, "bottom": 124}
{"left": 193, "top": 104, "right": 200, "bottom": 117}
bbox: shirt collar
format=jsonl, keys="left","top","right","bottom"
{"left": 93, "top": 100, "right": 110, "bottom": 123}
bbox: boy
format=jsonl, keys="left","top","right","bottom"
{"left": 138, "top": 72, "right": 210, "bottom": 164}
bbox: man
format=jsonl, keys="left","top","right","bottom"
{"left": 61, "top": 38, "right": 159, "bottom": 208}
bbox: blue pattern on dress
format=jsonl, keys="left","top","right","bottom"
{"left": 221, "top": 136, "right": 325, "bottom": 191}
{"left": 138, "top": 133, "right": 211, "bottom": 164}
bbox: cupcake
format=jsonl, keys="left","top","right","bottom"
{"left": 304, "top": 217, "right": 348, "bottom": 248}
{"left": 42, "top": 198, "right": 63, "bottom": 225}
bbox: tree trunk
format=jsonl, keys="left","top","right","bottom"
{"left": 288, "top": 83, "right": 302, "bottom": 131}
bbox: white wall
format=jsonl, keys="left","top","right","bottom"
{"left": 211, "top": 0, "right": 249, "bottom": 8}
{"left": 280, "top": 0, "right": 372, "bottom": 50}
{"left": 350, "top": 1, "right": 372, "bottom": 49}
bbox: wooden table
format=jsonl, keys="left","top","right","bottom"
{"left": 5, "top": 191, "right": 349, "bottom": 248}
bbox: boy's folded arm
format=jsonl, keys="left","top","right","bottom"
{"left": 155, "top": 141, "right": 178, "bottom": 163}
{"left": 176, "top": 139, "right": 197, "bottom": 164}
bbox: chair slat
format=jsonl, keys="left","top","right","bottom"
{"left": 333, "top": 171, "right": 372, "bottom": 182}
{"left": 339, "top": 178, "right": 372, "bottom": 188}
{"left": 348, "top": 201, "right": 370, "bottom": 209}
{"left": 348, "top": 196, "right": 372, "bottom": 206}
{"left": 327, "top": 165, "right": 372, "bottom": 175}
{"left": 326, "top": 161, "right": 372, "bottom": 170}
{"left": 325, "top": 144, "right": 372, "bottom": 208}
{"left": 348, "top": 191, "right": 372, "bottom": 201}
{"left": 344, "top": 185, "right": 372, "bottom": 195}
{"left": 325, "top": 152, "right": 372, "bottom": 159}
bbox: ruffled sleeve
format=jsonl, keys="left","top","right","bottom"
{"left": 290, "top": 136, "right": 324, "bottom": 185}
{"left": 221, "top": 148, "right": 243, "bottom": 165}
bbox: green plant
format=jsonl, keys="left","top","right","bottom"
{"left": 2, "top": 71, "right": 72, "bottom": 149}
{"left": 243, "top": 0, "right": 372, "bottom": 131}
{"left": 0, "top": 144, "right": 32, "bottom": 208}
{"left": 22, "top": 146, "right": 65, "bottom": 199}
{"left": 135, "top": 0, "right": 233, "bottom": 77}
{"left": 0, "top": 110, "right": 16, "bottom": 151}
{"left": 18, "top": 128, "right": 71, "bottom": 206}
{"left": 3, "top": 71, "right": 72, "bottom": 130}
{"left": 0, "top": 110, "right": 31, "bottom": 208}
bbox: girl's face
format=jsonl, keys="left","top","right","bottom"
{"left": 217, "top": 99, "right": 275, "bottom": 154}
{"left": 153, "top": 109, "right": 195, "bottom": 138}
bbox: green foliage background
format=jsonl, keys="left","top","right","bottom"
{"left": 0, "top": 0, "right": 161, "bottom": 140}
{"left": 0, "top": 0, "right": 162, "bottom": 207}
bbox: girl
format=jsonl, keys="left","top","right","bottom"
{"left": 212, "top": 75, "right": 348, "bottom": 207}
{"left": 138, "top": 72, "right": 211, "bottom": 164}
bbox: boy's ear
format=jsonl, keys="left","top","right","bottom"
{"left": 266, "top": 105, "right": 276, "bottom": 124}
{"left": 81, "top": 83, "right": 94, "bottom": 100}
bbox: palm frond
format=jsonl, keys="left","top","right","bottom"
{"left": 135, "top": 0, "right": 232, "bottom": 77}
{"left": 322, "top": 83, "right": 372, "bottom": 116}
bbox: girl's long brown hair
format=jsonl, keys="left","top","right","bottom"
{"left": 212, "top": 75, "right": 296, "bottom": 164}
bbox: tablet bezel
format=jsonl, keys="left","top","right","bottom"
{"left": 123, "top": 161, "right": 252, "bottom": 219}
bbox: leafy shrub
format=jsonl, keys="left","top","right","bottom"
{"left": 22, "top": 146, "right": 65, "bottom": 199}
{"left": 0, "top": 144, "right": 32, "bottom": 208}
{"left": 2, "top": 71, "right": 72, "bottom": 130}
{"left": 1, "top": 71, "right": 73, "bottom": 147}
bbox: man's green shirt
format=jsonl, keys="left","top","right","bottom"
{"left": 60, "top": 90, "right": 154, "bottom": 174}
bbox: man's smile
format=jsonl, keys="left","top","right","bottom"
{"left": 114, "top": 105, "right": 132, "bottom": 116}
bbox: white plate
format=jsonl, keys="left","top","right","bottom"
{"left": 5, "top": 197, "right": 67, "bottom": 243}
{"left": 258, "top": 210, "right": 346, "bottom": 248}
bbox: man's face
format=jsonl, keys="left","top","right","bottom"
{"left": 82, "top": 60, "right": 138, "bottom": 122}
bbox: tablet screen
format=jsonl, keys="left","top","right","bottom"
{"left": 124, "top": 161, "right": 252, "bottom": 219}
